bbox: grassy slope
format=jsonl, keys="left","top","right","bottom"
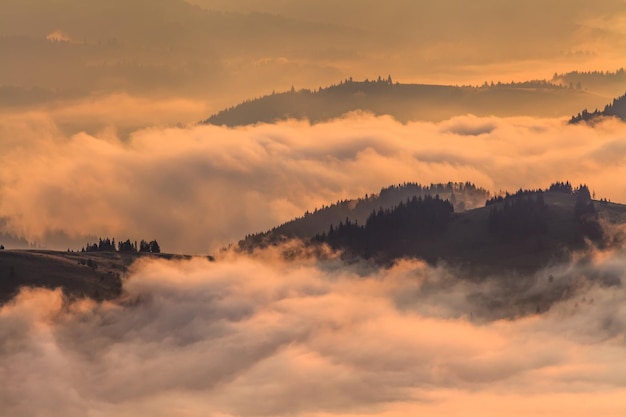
{"left": 0, "top": 250, "right": 196, "bottom": 304}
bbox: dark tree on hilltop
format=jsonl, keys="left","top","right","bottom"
{"left": 574, "top": 185, "right": 603, "bottom": 241}
{"left": 84, "top": 237, "right": 119, "bottom": 252}
{"left": 149, "top": 240, "right": 161, "bottom": 253}
{"left": 118, "top": 239, "right": 136, "bottom": 253}
{"left": 140, "top": 239, "right": 161, "bottom": 253}
{"left": 548, "top": 181, "right": 573, "bottom": 194}
{"left": 574, "top": 185, "right": 594, "bottom": 218}
{"left": 81, "top": 237, "right": 160, "bottom": 253}
{"left": 486, "top": 187, "right": 544, "bottom": 206}
{"left": 98, "top": 238, "right": 116, "bottom": 251}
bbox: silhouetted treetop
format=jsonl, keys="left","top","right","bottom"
{"left": 82, "top": 237, "right": 161, "bottom": 254}
{"left": 570, "top": 92, "right": 626, "bottom": 124}
{"left": 548, "top": 181, "right": 573, "bottom": 194}
{"left": 316, "top": 194, "right": 454, "bottom": 259}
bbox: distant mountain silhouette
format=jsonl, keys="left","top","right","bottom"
{"left": 552, "top": 68, "right": 626, "bottom": 97}
{"left": 569, "top": 92, "right": 626, "bottom": 124}
{"left": 203, "top": 77, "right": 607, "bottom": 125}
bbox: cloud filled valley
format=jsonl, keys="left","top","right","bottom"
{"left": 2, "top": 105, "right": 626, "bottom": 414}
{"left": 1, "top": 102, "right": 626, "bottom": 252}
{"left": 1, "top": 246, "right": 626, "bottom": 417}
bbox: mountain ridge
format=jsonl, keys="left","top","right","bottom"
{"left": 202, "top": 77, "right": 609, "bottom": 126}
{"left": 239, "top": 182, "right": 490, "bottom": 247}
{"left": 240, "top": 182, "right": 626, "bottom": 274}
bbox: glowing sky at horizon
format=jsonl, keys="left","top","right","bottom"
{"left": 2, "top": 0, "right": 626, "bottom": 107}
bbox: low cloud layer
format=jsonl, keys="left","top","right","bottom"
{"left": 1, "top": 102, "right": 626, "bottom": 252}
{"left": 1, "top": 247, "right": 625, "bottom": 416}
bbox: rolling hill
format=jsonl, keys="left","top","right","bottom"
{"left": 203, "top": 77, "right": 609, "bottom": 126}
{"left": 239, "top": 182, "right": 490, "bottom": 248}
{"left": 240, "top": 182, "right": 626, "bottom": 274}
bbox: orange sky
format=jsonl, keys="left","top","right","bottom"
{"left": 2, "top": 0, "right": 626, "bottom": 110}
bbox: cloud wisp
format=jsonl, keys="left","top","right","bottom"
{"left": 1, "top": 246, "right": 625, "bottom": 417}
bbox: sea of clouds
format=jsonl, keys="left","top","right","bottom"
{"left": 1, "top": 97, "right": 626, "bottom": 416}
{"left": 1, "top": 97, "right": 625, "bottom": 253}
{"left": 1, "top": 244, "right": 625, "bottom": 417}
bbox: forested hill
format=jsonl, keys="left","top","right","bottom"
{"left": 569, "top": 92, "right": 626, "bottom": 124}
{"left": 241, "top": 182, "right": 626, "bottom": 273}
{"left": 239, "top": 182, "right": 490, "bottom": 250}
{"left": 318, "top": 184, "right": 626, "bottom": 270}
{"left": 202, "top": 77, "right": 607, "bottom": 126}
{"left": 552, "top": 68, "right": 626, "bottom": 97}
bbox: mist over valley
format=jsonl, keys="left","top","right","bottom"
{"left": 2, "top": 0, "right": 626, "bottom": 415}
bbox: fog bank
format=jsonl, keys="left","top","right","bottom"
{"left": 1, "top": 105, "right": 626, "bottom": 252}
{"left": 1, "top": 247, "right": 625, "bottom": 416}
